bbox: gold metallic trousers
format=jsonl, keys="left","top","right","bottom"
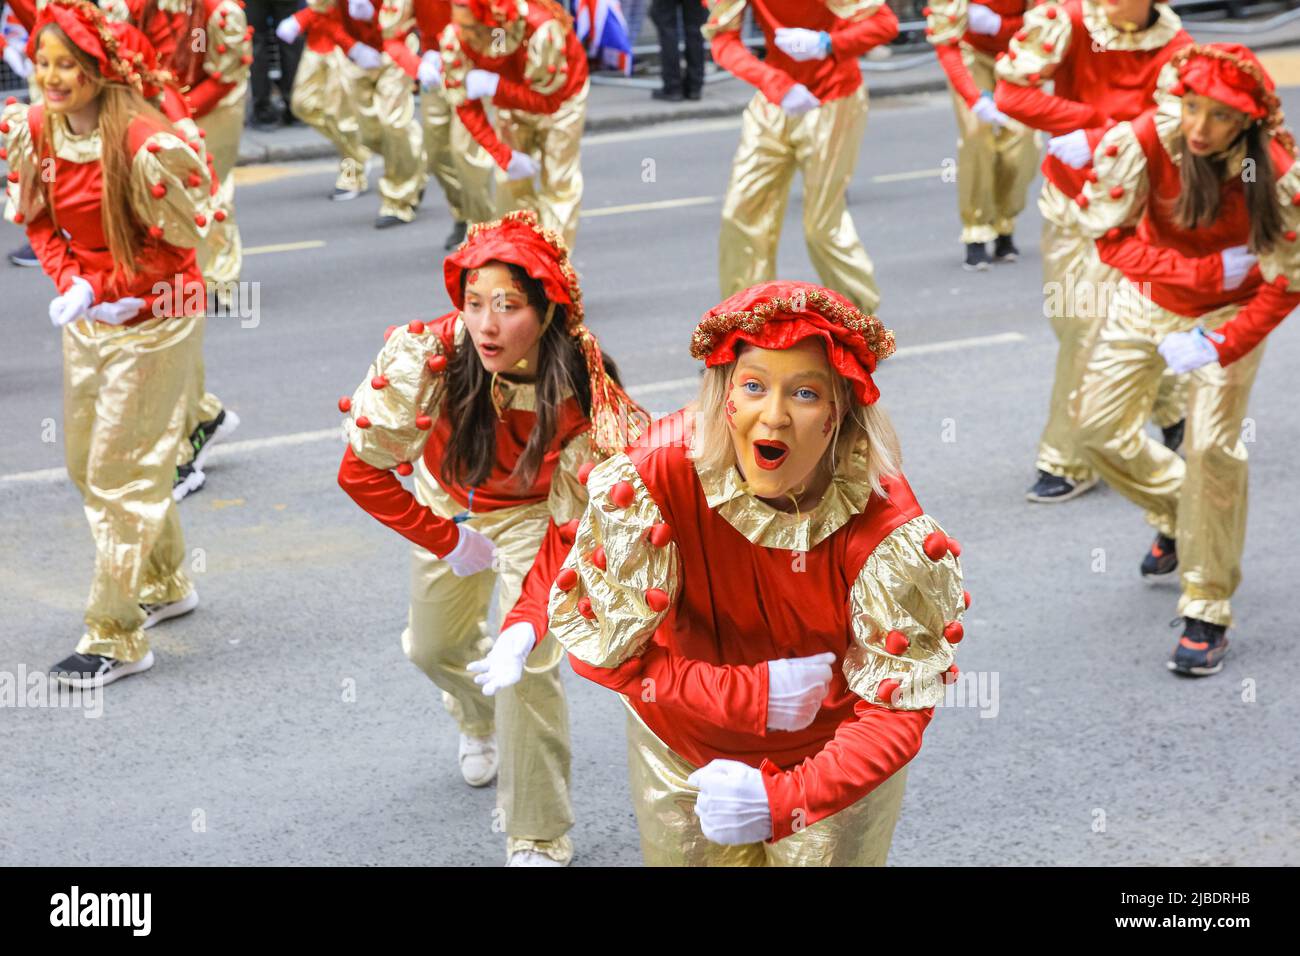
{"left": 719, "top": 86, "right": 880, "bottom": 314}
{"left": 496, "top": 79, "right": 588, "bottom": 251}
{"left": 946, "top": 48, "right": 1038, "bottom": 244}
{"left": 290, "top": 47, "right": 373, "bottom": 193}
{"left": 1074, "top": 281, "right": 1262, "bottom": 626}
{"left": 64, "top": 314, "right": 202, "bottom": 662}
{"left": 344, "top": 52, "right": 428, "bottom": 222}
{"left": 624, "top": 703, "right": 907, "bottom": 866}
{"left": 1036, "top": 184, "right": 1185, "bottom": 482}
{"left": 422, "top": 80, "right": 496, "bottom": 226}
{"left": 405, "top": 464, "right": 573, "bottom": 858}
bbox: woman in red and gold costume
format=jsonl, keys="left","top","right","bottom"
{"left": 3, "top": 0, "right": 218, "bottom": 686}
{"left": 1071, "top": 44, "right": 1300, "bottom": 677}
{"left": 703, "top": 1, "right": 899, "bottom": 314}
{"left": 995, "top": 0, "right": 1191, "bottom": 504}
{"left": 924, "top": 0, "right": 1038, "bottom": 270}
{"left": 487, "top": 281, "right": 969, "bottom": 865}
{"left": 336, "top": 210, "right": 647, "bottom": 866}
{"left": 438, "top": 0, "right": 588, "bottom": 250}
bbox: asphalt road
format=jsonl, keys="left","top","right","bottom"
{"left": 2, "top": 89, "right": 1298, "bottom": 866}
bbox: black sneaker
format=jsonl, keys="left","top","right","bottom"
{"left": 963, "top": 242, "right": 991, "bottom": 271}
{"left": 52, "top": 650, "right": 155, "bottom": 688}
{"left": 684, "top": 88, "right": 703, "bottom": 101}
{"left": 1161, "top": 418, "right": 1185, "bottom": 453}
{"left": 375, "top": 215, "right": 408, "bottom": 229}
{"left": 444, "top": 220, "right": 468, "bottom": 250}
{"left": 1140, "top": 532, "right": 1178, "bottom": 577}
{"left": 173, "top": 461, "right": 206, "bottom": 501}
{"left": 251, "top": 107, "right": 282, "bottom": 132}
{"left": 1167, "top": 617, "right": 1229, "bottom": 676}
{"left": 189, "top": 408, "right": 240, "bottom": 473}
{"left": 8, "top": 242, "right": 38, "bottom": 267}
{"left": 993, "top": 234, "right": 1019, "bottom": 262}
{"left": 652, "top": 88, "right": 684, "bottom": 102}
{"left": 1025, "top": 469, "right": 1098, "bottom": 503}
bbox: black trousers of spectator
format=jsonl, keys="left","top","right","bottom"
{"left": 651, "top": 0, "right": 707, "bottom": 96}
{"left": 247, "top": 0, "right": 304, "bottom": 116}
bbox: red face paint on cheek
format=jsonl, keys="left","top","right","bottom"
{"left": 823, "top": 403, "right": 836, "bottom": 437}
{"left": 510, "top": 277, "right": 525, "bottom": 294}
{"left": 725, "top": 377, "right": 737, "bottom": 427}
{"left": 467, "top": 269, "right": 480, "bottom": 285}
{"left": 75, "top": 73, "right": 87, "bottom": 87}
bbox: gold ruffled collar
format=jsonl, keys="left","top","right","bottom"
{"left": 692, "top": 441, "right": 875, "bottom": 552}
{"left": 49, "top": 111, "right": 102, "bottom": 163}
{"left": 1082, "top": 1, "right": 1182, "bottom": 53}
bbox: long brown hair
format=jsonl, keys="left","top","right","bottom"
{"left": 1173, "top": 122, "right": 1284, "bottom": 254}
{"left": 22, "top": 22, "right": 175, "bottom": 283}
{"left": 441, "top": 262, "right": 623, "bottom": 490}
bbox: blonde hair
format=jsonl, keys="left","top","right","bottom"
{"left": 692, "top": 348, "right": 901, "bottom": 498}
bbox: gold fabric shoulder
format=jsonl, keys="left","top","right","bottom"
{"left": 1261, "top": 158, "right": 1300, "bottom": 287}
{"left": 925, "top": 0, "right": 968, "bottom": 48}
{"left": 206, "top": 0, "right": 253, "bottom": 98}
{"left": 344, "top": 326, "right": 450, "bottom": 471}
{"left": 378, "top": 0, "right": 416, "bottom": 40}
{"left": 701, "top": 0, "right": 747, "bottom": 41}
{"left": 524, "top": 17, "right": 570, "bottom": 97}
{"left": 995, "top": 1, "right": 1071, "bottom": 87}
{"left": 548, "top": 454, "right": 679, "bottom": 669}
{"left": 306, "top": 0, "right": 336, "bottom": 13}
{"left": 1, "top": 102, "right": 38, "bottom": 222}
{"left": 1074, "top": 120, "right": 1149, "bottom": 238}
{"left": 547, "top": 430, "right": 600, "bottom": 526}
{"left": 1081, "top": 0, "right": 1182, "bottom": 53}
{"left": 692, "top": 439, "right": 874, "bottom": 552}
{"left": 130, "top": 130, "right": 218, "bottom": 247}
{"left": 827, "top": 0, "right": 884, "bottom": 18}
{"left": 844, "top": 514, "right": 964, "bottom": 710}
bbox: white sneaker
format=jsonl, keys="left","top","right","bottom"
{"left": 507, "top": 849, "right": 566, "bottom": 867}
{"left": 142, "top": 589, "right": 199, "bottom": 629}
{"left": 52, "top": 650, "right": 155, "bottom": 688}
{"left": 458, "top": 733, "right": 498, "bottom": 787}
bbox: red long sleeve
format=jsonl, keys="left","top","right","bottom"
{"left": 567, "top": 647, "right": 769, "bottom": 738}
{"left": 1096, "top": 231, "right": 1227, "bottom": 289}
{"left": 386, "top": 36, "right": 422, "bottom": 78}
{"left": 710, "top": 28, "right": 795, "bottom": 105}
{"left": 761, "top": 702, "right": 932, "bottom": 842}
{"left": 994, "top": 78, "right": 1106, "bottom": 135}
{"left": 26, "top": 208, "right": 99, "bottom": 298}
{"left": 935, "top": 42, "right": 980, "bottom": 107}
{"left": 186, "top": 77, "right": 238, "bottom": 119}
{"left": 492, "top": 77, "right": 569, "bottom": 115}
{"left": 828, "top": 5, "right": 898, "bottom": 60}
{"left": 1213, "top": 281, "right": 1300, "bottom": 366}
{"left": 337, "top": 446, "right": 461, "bottom": 557}
{"left": 456, "top": 101, "right": 512, "bottom": 169}
{"left": 501, "top": 517, "right": 576, "bottom": 643}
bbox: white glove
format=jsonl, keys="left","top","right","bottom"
{"left": 1046, "top": 129, "right": 1092, "bottom": 169}
{"left": 970, "top": 94, "right": 1009, "bottom": 129}
{"left": 445, "top": 523, "right": 497, "bottom": 577}
{"left": 1158, "top": 328, "right": 1223, "bottom": 374}
{"left": 967, "top": 4, "right": 1002, "bottom": 36}
{"left": 766, "top": 651, "right": 835, "bottom": 732}
{"left": 773, "top": 27, "right": 829, "bottom": 62}
{"left": 505, "top": 150, "right": 540, "bottom": 182}
{"left": 347, "top": 42, "right": 383, "bottom": 71}
{"left": 348, "top": 0, "right": 375, "bottom": 21}
{"left": 48, "top": 276, "right": 95, "bottom": 328}
{"left": 468, "top": 622, "right": 536, "bottom": 696}
{"left": 275, "top": 16, "right": 302, "bottom": 44}
{"left": 1220, "top": 244, "right": 1257, "bottom": 291}
{"left": 779, "top": 83, "right": 820, "bottom": 117}
{"left": 86, "top": 296, "right": 147, "bottom": 326}
{"left": 418, "top": 50, "right": 442, "bottom": 89}
{"left": 688, "top": 759, "right": 773, "bottom": 845}
{"left": 3, "top": 42, "right": 32, "bottom": 78}
{"left": 464, "top": 69, "right": 500, "bottom": 101}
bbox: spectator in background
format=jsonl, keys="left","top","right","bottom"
{"left": 651, "top": 0, "right": 707, "bottom": 100}
{"left": 248, "top": 0, "right": 304, "bottom": 129}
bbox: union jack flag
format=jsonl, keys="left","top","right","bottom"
{"left": 570, "top": 0, "right": 634, "bottom": 75}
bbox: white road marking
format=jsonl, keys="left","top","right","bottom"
{"left": 0, "top": 331, "right": 1026, "bottom": 486}
{"left": 582, "top": 195, "right": 717, "bottom": 218}
{"left": 244, "top": 240, "right": 327, "bottom": 256}
{"left": 872, "top": 167, "right": 946, "bottom": 184}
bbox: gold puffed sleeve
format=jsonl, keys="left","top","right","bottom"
{"left": 344, "top": 325, "right": 449, "bottom": 472}
{"left": 995, "top": 1, "right": 1071, "bottom": 87}
{"left": 1259, "top": 159, "right": 1300, "bottom": 287}
{"left": 1, "top": 101, "right": 39, "bottom": 223}
{"left": 547, "top": 430, "right": 601, "bottom": 527}
{"left": 1072, "top": 121, "right": 1151, "bottom": 239}
{"left": 924, "top": 0, "right": 967, "bottom": 48}
{"left": 129, "top": 129, "right": 217, "bottom": 247}
{"left": 439, "top": 23, "right": 471, "bottom": 108}
{"left": 547, "top": 454, "right": 680, "bottom": 669}
{"left": 701, "top": 0, "right": 747, "bottom": 41}
{"left": 378, "top": 0, "right": 415, "bottom": 40}
{"left": 204, "top": 0, "right": 253, "bottom": 94}
{"left": 523, "top": 18, "right": 570, "bottom": 98}
{"left": 827, "top": 0, "right": 882, "bottom": 16}
{"left": 844, "top": 515, "right": 966, "bottom": 711}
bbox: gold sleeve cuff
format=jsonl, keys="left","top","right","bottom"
{"left": 1074, "top": 121, "right": 1149, "bottom": 238}
{"left": 205, "top": 2, "right": 253, "bottom": 94}
{"left": 439, "top": 24, "right": 471, "bottom": 108}
{"left": 844, "top": 515, "right": 965, "bottom": 711}
{"left": 524, "top": 19, "right": 570, "bottom": 98}
{"left": 1261, "top": 162, "right": 1300, "bottom": 286}
{"left": 2, "top": 101, "right": 38, "bottom": 221}
{"left": 702, "top": 0, "right": 747, "bottom": 41}
{"left": 344, "top": 326, "right": 449, "bottom": 471}
{"left": 995, "top": 2, "right": 1071, "bottom": 86}
{"left": 925, "top": 0, "right": 967, "bottom": 48}
{"left": 378, "top": 0, "right": 416, "bottom": 40}
{"left": 547, "top": 454, "right": 679, "bottom": 669}
{"left": 547, "top": 431, "right": 599, "bottom": 527}
{"left": 130, "top": 131, "right": 217, "bottom": 248}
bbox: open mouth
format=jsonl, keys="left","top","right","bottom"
{"left": 752, "top": 440, "right": 789, "bottom": 471}
{"left": 478, "top": 343, "right": 503, "bottom": 360}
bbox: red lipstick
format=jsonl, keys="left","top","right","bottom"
{"left": 752, "top": 440, "right": 789, "bottom": 471}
